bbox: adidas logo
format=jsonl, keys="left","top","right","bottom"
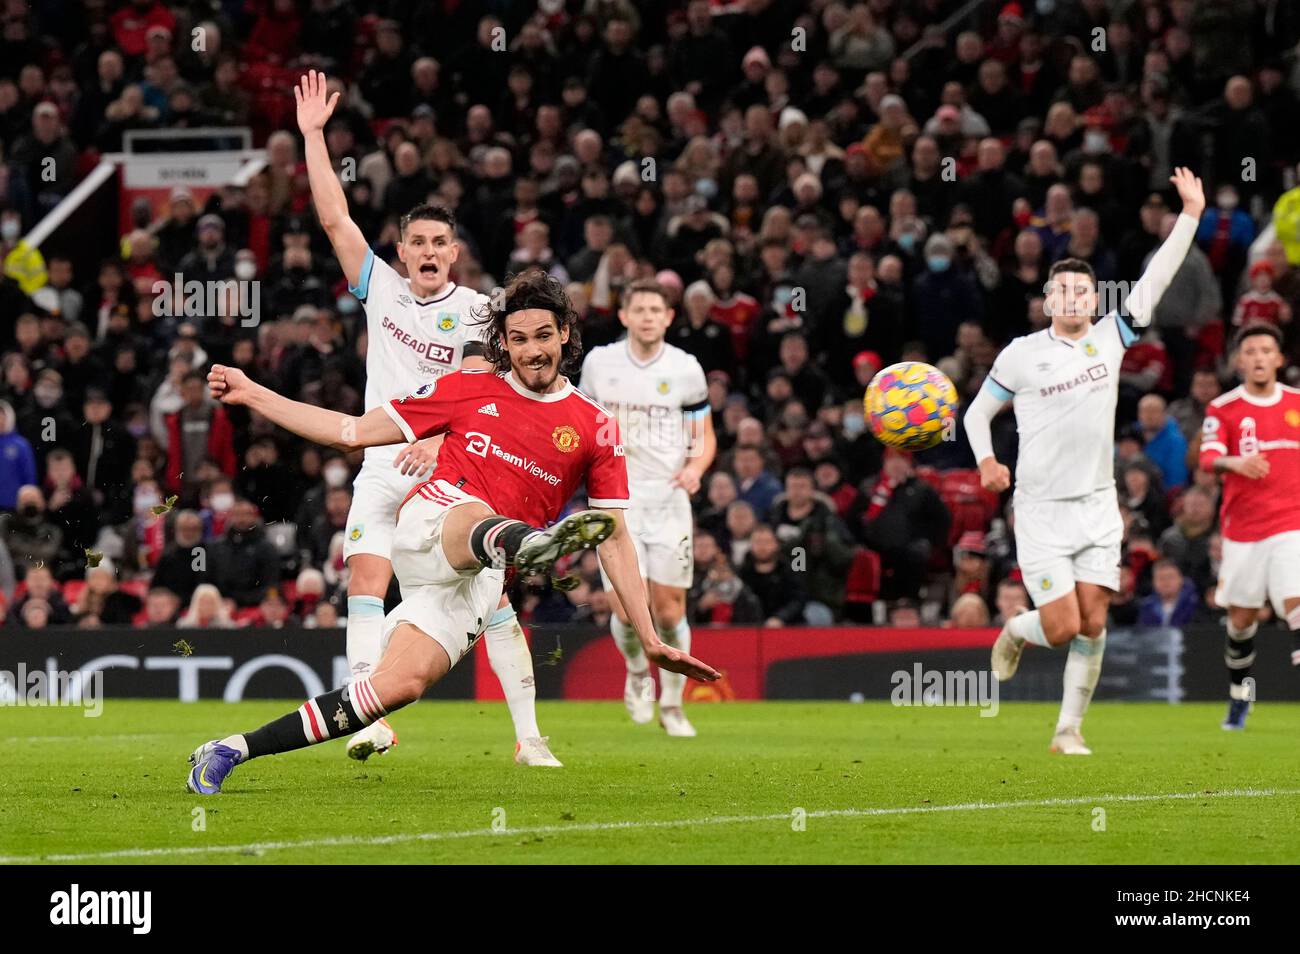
{"left": 477, "top": 403, "right": 500, "bottom": 416}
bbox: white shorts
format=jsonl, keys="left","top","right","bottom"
{"left": 1217, "top": 530, "right": 1300, "bottom": 615}
{"left": 1014, "top": 487, "right": 1123, "bottom": 607}
{"left": 599, "top": 490, "right": 694, "bottom": 590}
{"left": 381, "top": 479, "right": 503, "bottom": 667}
{"left": 342, "top": 454, "right": 424, "bottom": 562}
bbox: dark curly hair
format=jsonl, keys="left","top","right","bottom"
{"left": 473, "top": 267, "right": 584, "bottom": 377}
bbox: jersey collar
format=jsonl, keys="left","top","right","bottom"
{"left": 411, "top": 281, "right": 458, "bottom": 306}
{"left": 504, "top": 369, "right": 573, "bottom": 402}
{"left": 1238, "top": 383, "right": 1282, "bottom": 407}
{"left": 1045, "top": 325, "right": 1077, "bottom": 348}
{"left": 625, "top": 338, "right": 666, "bottom": 368}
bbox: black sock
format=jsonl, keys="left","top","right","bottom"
{"left": 469, "top": 516, "right": 536, "bottom": 569}
{"left": 244, "top": 677, "right": 386, "bottom": 759}
{"left": 1225, "top": 621, "right": 1257, "bottom": 692}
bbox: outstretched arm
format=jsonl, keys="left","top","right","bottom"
{"left": 1126, "top": 167, "right": 1205, "bottom": 328}
{"left": 296, "top": 70, "right": 370, "bottom": 289}
{"left": 597, "top": 510, "right": 721, "bottom": 682}
{"left": 208, "top": 364, "right": 402, "bottom": 451}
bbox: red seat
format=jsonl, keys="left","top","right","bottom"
{"left": 937, "top": 468, "right": 999, "bottom": 547}
{"left": 63, "top": 579, "right": 86, "bottom": 605}
{"left": 844, "top": 548, "right": 881, "bottom": 606}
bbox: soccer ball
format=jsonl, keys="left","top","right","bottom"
{"left": 864, "top": 361, "right": 959, "bottom": 450}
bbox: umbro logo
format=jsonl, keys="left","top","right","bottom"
{"left": 477, "top": 403, "right": 500, "bottom": 416}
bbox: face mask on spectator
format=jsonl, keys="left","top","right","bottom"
{"left": 843, "top": 413, "right": 866, "bottom": 438}
{"left": 1, "top": 219, "right": 19, "bottom": 241}
{"left": 211, "top": 492, "right": 235, "bottom": 512}
{"left": 695, "top": 178, "right": 718, "bottom": 200}
{"left": 1036, "top": 0, "right": 1056, "bottom": 13}
{"left": 128, "top": 420, "right": 148, "bottom": 438}
{"left": 324, "top": 464, "right": 349, "bottom": 488}
{"left": 135, "top": 489, "right": 161, "bottom": 513}
{"left": 336, "top": 294, "right": 359, "bottom": 315}
{"left": 1083, "top": 131, "right": 1109, "bottom": 154}
{"left": 1217, "top": 190, "right": 1238, "bottom": 210}
{"left": 927, "top": 255, "right": 951, "bottom": 272}
{"left": 34, "top": 385, "right": 61, "bottom": 408}
{"left": 898, "top": 233, "right": 916, "bottom": 253}
{"left": 235, "top": 260, "right": 257, "bottom": 281}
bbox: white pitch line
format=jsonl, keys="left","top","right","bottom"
{"left": 2, "top": 787, "right": 1297, "bottom": 865}
{"left": 0, "top": 734, "right": 174, "bottom": 744}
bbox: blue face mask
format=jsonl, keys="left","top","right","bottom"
{"left": 843, "top": 413, "right": 866, "bottom": 438}
{"left": 898, "top": 233, "right": 916, "bottom": 253}
{"left": 696, "top": 178, "right": 718, "bottom": 200}
{"left": 337, "top": 294, "right": 359, "bottom": 316}
{"left": 927, "top": 256, "right": 951, "bottom": 272}
{"left": 1036, "top": 0, "right": 1056, "bottom": 13}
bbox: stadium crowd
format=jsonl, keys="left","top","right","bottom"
{"left": 1, "top": 0, "right": 1299, "bottom": 631}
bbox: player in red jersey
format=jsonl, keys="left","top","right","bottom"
{"left": 186, "top": 269, "right": 719, "bottom": 794}
{"left": 1198, "top": 323, "right": 1300, "bottom": 730}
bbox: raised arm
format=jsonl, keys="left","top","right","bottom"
{"left": 296, "top": 70, "right": 371, "bottom": 289}
{"left": 1126, "top": 167, "right": 1206, "bottom": 328}
{"left": 208, "top": 364, "right": 402, "bottom": 452}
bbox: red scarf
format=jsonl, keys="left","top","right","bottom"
{"left": 865, "top": 472, "right": 900, "bottom": 522}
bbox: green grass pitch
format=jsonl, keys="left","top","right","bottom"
{"left": 2, "top": 700, "right": 1297, "bottom": 864}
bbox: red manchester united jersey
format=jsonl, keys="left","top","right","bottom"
{"left": 1199, "top": 383, "right": 1300, "bottom": 542}
{"left": 383, "top": 369, "right": 630, "bottom": 527}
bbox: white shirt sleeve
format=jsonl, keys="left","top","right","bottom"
{"left": 984, "top": 339, "right": 1021, "bottom": 402}
{"left": 1124, "top": 212, "right": 1200, "bottom": 328}
{"left": 964, "top": 379, "right": 1007, "bottom": 465}
{"left": 682, "top": 356, "right": 709, "bottom": 419}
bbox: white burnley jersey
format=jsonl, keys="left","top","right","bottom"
{"left": 985, "top": 311, "right": 1137, "bottom": 502}
{"left": 579, "top": 339, "right": 709, "bottom": 506}
{"left": 349, "top": 248, "right": 489, "bottom": 463}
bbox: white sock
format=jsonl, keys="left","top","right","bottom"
{"left": 1008, "top": 610, "right": 1052, "bottom": 647}
{"left": 611, "top": 615, "right": 648, "bottom": 675}
{"left": 657, "top": 617, "right": 692, "bottom": 708}
{"left": 346, "top": 596, "right": 386, "bottom": 682}
{"left": 1056, "top": 630, "right": 1106, "bottom": 731}
{"left": 219, "top": 734, "right": 249, "bottom": 759}
{"left": 484, "top": 605, "right": 540, "bottom": 741}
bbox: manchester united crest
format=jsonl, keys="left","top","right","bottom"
{"left": 552, "top": 424, "right": 580, "bottom": 453}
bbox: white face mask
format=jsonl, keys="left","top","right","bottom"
{"left": 323, "top": 465, "right": 349, "bottom": 488}
{"left": 211, "top": 492, "right": 235, "bottom": 512}
{"left": 234, "top": 260, "right": 257, "bottom": 281}
{"left": 0, "top": 219, "right": 19, "bottom": 241}
{"left": 843, "top": 413, "right": 867, "bottom": 438}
